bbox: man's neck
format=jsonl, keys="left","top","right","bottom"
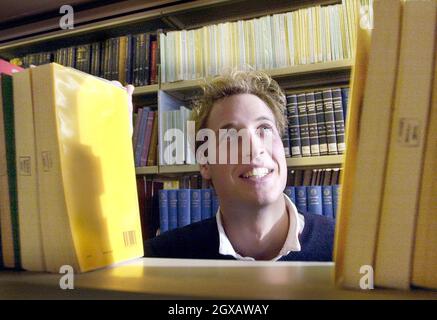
{"left": 220, "top": 196, "right": 289, "bottom": 260}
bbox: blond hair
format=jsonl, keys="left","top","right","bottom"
{"left": 191, "top": 70, "right": 287, "bottom": 141}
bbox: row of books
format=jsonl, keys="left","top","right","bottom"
{"left": 0, "top": 61, "right": 144, "bottom": 273}
{"left": 11, "top": 33, "right": 159, "bottom": 86}
{"left": 335, "top": 0, "right": 437, "bottom": 291}
{"left": 283, "top": 87, "right": 349, "bottom": 158}
{"left": 158, "top": 188, "right": 219, "bottom": 234}
{"left": 133, "top": 106, "right": 158, "bottom": 167}
{"left": 159, "top": 0, "right": 365, "bottom": 83}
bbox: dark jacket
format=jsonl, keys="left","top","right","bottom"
{"left": 144, "top": 211, "right": 335, "bottom": 261}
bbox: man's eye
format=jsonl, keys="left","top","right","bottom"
{"left": 258, "top": 125, "right": 273, "bottom": 134}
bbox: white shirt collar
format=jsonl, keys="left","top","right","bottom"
{"left": 216, "top": 193, "right": 305, "bottom": 261}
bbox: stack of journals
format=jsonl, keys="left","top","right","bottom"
{"left": 284, "top": 87, "right": 349, "bottom": 158}
{"left": 0, "top": 61, "right": 144, "bottom": 273}
{"left": 335, "top": 0, "right": 437, "bottom": 291}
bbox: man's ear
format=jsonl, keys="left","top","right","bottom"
{"left": 199, "top": 163, "right": 212, "bottom": 180}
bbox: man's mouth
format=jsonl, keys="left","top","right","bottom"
{"left": 239, "top": 167, "right": 274, "bottom": 179}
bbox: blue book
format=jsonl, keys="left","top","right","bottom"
{"left": 322, "top": 89, "right": 338, "bottom": 155}
{"left": 332, "top": 184, "right": 340, "bottom": 219}
{"left": 201, "top": 188, "right": 212, "bottom": 220}
{"left": 295, "top": 186, "right": 308, "bottom": 213}
{"left": 332, "top": 88, "right": 346, "bottom": 154}
{"left": 307, "top": 186, "right": 323, "bottom": 215}
{"left": 167, "top": 189, "right": 178, "bottom": 230}
{"left": 322, "top": 185, "right": 334, "bottom": 219}
{"left": 305, "top": 92, "right": 320, "bottom": 156}
{"left": 190, "top": 189, "right": 202, "bottom": 223}
{"left": 134, "top": 109, "right": 148, "bottom": 166}
{"left": 177, "top": 189, "right": 191, "bottom": 227}
{"left": 211, "top": 188, "right": 219, "bottom": 216}
{"left": 158, "top": 190, "right": 169, "bottom": 234}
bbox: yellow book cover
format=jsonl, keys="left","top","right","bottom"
{"left": 375, "top": 0, "right": 437, "bottom": 290}
{"left": 334, "top": 21, "right": 371, "bottom": 285}
{"left": 31, "top": 63, "right": 143, "bottom": 273}
{"left": 13, "top": 69, "right": 46, "bottom": 271}
{"left": 412, "top": 31, "right": 437, "bottom": 290}
{"left": 334, "top": 0, "right": 402, "bottom": 289}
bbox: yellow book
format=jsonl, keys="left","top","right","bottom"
{"left": 412, "top": 30, "right": 437, "bottom": 290}
{"left": 13, "top": 69, "right": 46, "bottom": 271}
{"left": 334, "top": 21, "right": 371, "bottom": 285}
{"left": 31, "top": 63, "right": 143, "bottom": 273}
{"left": 375, "top": 0, "right": 437, "bottom": 290}
{"left": 334, "top": 0, "right": 401, "bottom": 289}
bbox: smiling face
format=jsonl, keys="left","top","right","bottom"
{"left": 200, "top": 93, "right": 287, "bottom": 209}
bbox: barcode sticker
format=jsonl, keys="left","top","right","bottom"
{"left": 397, "top": 118, "right": 421, "bottom": 147}
{"left": 123, "top": 230, "right": 137, "bottom": 247}
{"left": 19, "top": 156, "right": 31, "bottom": 176}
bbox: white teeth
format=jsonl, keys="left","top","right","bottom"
{"left": 242, "top": 167, "right": 271, "bottom": 178}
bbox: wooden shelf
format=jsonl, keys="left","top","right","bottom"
{"left": 1, "top": 258, "right": 436, "bottom": 299}
{"left": 158, "top": 60, "right": 352, "bottom": 94}
{"left": 158, "top": 164, "right": 200, "bottom": 174}
{"left": 133, "top": 84, "right": 159, "bottom": 96}
{"left": 135, "top": 166, "right": 159, "bottom": 175}
{"left": 286, "top": 155, "right": 343, "bottom": 169}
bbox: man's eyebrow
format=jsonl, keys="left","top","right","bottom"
{"left": 217, "top": 116, "right": 275, "bottom": 130}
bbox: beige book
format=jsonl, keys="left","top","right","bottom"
{"left": 375, "top": 0, "right": 437, "bottom": 290}
{"left": 334, "top": 0, "right": 402, "bottom": 289}
{"left": 13, "top": 69, "right": 46, "bottom": 271}
{"left": 411, "top": 21, "right": 437, "bottom": 290}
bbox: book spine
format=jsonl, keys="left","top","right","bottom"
{"left": 322, "top": 185, "right": 334, "bottom": 219}
{"left": 177, "top": 189, "right": 191, "bottom": 228}
{"left": 287, "top": 94, "right": 302, "bottom": 157}
{"left": 297, "top": 93, "right": 311, "bottom": 157}
{"left": 295, "top": 186, "right": 307, "bottom": 213}
{"left": 190, "top": 189, "right": 201, "bottom": 223}
{"left": 282, "top": 108, "right": 291, "bottom": 157}
{"left": 322, "top": 89, "right": 338, "bottom": 155}
{"left": 332, "top": 184, "right": 339, "bottom": 219}
{"left": 306, "top": 92, "right": 320, "bottom": 156}
{"left": 315, "top": 91, "right": 328, "bottom": 155}
{"left": 307, "top": 185, "right": 323, "bottom": 215}
{"left": 332, "top": 88, "right": 346, "bottom": 154}
{"left": 167, "top": 189, "right": 178, "bottom": 230}
{"left": 158, "top": 189, "right": 169, "bottom": 234}
{"left": 0, "top": 75, "right": 20, "bottom": 269}
{"left": 201, "top": 188, "right": 212, "bottom": 220}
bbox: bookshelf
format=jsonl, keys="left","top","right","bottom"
{"left": 1, "top": 258, "right": 436, "bottom": 299}
{"left": 135, "top": 155, "right": 344, "bottom": 175}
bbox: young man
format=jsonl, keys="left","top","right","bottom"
{"left": 143, "top": 71, "right": 334, "bottom": 261}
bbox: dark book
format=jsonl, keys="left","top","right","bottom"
{"left": 332, "top": 88, "right": 346, "bottom": 154}
{"left": 297, "top": 93, "right": 311, "bottom": 157}
{"left": 322, "top": 89, "right": 338, "bottom": 155}
{"left": 305, "top": 92, "right": 320, "bottom": 156}
{"left": 75, "top": 44, "right": 91, "bottom": 74}
{"left": 341, "top": 87, "right": 349, "bottom": 126}
{"left": 158, "top": 189, "right": 169, "bottom": 234}
{"left": 315, "top": 91, "right": 328, "bottom": 155}
{"left": 0, "top": 75, "right": 21, "bottom": 269}
{"left": 282, "top": 108, "right": 291, "bottom": 157}
{"left": 287, "top": 94, "right": 301, "bottom": 158}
